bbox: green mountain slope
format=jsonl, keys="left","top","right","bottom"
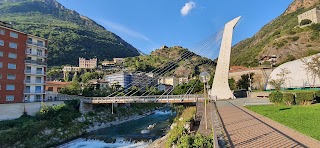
{"left": 0, "top": 0, "right": 140, "bottom": 66}
{"left": 125, "top": 46, "right": 216, "bottom": 77}
{"left": 231, "top": 0, "right": 320, "bottom": 67}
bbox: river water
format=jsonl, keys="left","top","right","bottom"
{"left": 59, "top": 109, "right": 176, "bottom": 148}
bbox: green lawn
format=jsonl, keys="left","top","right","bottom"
{"left": 246, "top": 104, "right": 320, "bottom": 141}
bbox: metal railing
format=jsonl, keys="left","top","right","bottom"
{"left": 25, "top": 60, "right": 47, "bottom": 66}
{"left": 26, "top": 41, "right": 47, "bottom": 48}
{"left": 25, "top": 70, "right": 46, "bottom": 75}
{"left": 25, "top": 50, "right": 47, "bottom": 58}
{"left": 84, "top": 94, "right": 205, "bottom": 103}
{"left": 24, "top": 90, "right": 46, "bottom": 94}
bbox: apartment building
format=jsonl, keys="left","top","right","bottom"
{"left": 0, "top": 21, "right": 48, "bottom": 103}
{"left": 79, "top": 57, "right": 97, "bottom": 69}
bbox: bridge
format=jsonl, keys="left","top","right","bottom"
{"left": 83, "top": 94, "right": 209, "bottom": 104}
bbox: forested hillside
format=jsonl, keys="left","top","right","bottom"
{"left": 0, "top": 0, "right": 140, "bottom": 66}
{"left": 125, "top": 46, "right": 216, "bottom": 77}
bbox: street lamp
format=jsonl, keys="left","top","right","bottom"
{"left": 199, "top": 71, "right": 210, "bottom": 130}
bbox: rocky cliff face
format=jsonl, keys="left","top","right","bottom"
{"left": 285, "top": 0, "right": 319, "bottom": 15}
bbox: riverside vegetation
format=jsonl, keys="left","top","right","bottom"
{"left": 166, "top": 106, "right": 214, "bottom": 148}
{"left": 0, "top": 100, "right": 163, "bottom": 148}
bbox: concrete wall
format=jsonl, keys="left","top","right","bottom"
{"left": 229, "top": 68, "right": 272, "bottom": 90}
{"left": 0, "top": 101, "right": 64, "bottom": 121}
{"left": 298, "top": 8, "right": 320, "bottom": 25}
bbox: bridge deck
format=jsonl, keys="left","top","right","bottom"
{"left": 83, "top": 94, "right": 206, "bottom": 104}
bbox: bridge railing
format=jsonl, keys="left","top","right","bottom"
{"left": 83, "top": 94, "right": 205, "bottom": 103}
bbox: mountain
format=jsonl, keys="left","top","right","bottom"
{"left": 231, "top": 0, "right": 320, "bottom": 67}
{"left": 0, "top": 0, "right": 140, "bottom": 66}
{"left": 124, "top": 46, "right": 216, "bottom": 77}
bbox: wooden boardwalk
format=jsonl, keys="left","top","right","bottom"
{"left": 216, "top": 101, "right": 320, "bottom": 148}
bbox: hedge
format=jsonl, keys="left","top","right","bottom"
{"left": 295, "top": 92, "right": 314, "bottom": 105}
{"left": 283, "top": 93, "right": 294, "bottom": 105}
{"left": 269, "top": 91, "right": 283, "bottom": 104}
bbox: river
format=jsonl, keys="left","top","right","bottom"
{"left": 59, "top": 109, "right": 176, "bottom": 148}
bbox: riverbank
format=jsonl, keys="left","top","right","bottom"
{"left": 58, "top": 108, "right": 176, "bottom": 148}
{"left": 0, "top": 101, "right": 165, "bottom": 148}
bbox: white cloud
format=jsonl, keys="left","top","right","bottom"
{"left": 181, "top": 1, "right": 196, "bottom": 16}
{"left": 99, "top": 19, "right": 151, "bottom": 42}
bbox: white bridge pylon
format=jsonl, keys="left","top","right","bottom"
{"left": 210, "top": 16, "right": 241, "bottom": 100}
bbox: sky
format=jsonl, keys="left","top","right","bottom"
{"left": 57, "top": 0, "right": 294, "bottom": 55}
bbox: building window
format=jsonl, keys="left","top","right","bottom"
{"left": 0, "top": 73, "right": 2, "bottom": 79}
{"left": 8, "top": 63, "right": 16, "bottom": 69}
{"left": 35, "top": 86, "right": 41, "bottom": 93}
{"left": 8, "top": 53, "right": 17, "bottom": 59}
{"left": 37, "top": 40, "right": 44, "bottom": 47}
{"left": 10, "top": 32, "right": 18, "bottom": 38}
{"left": 27, "top": 38, "right": 32, "bottom": 44}
{"left": 7, "top": 74, "right": 16, "bottom": 80}
{"left": 36, "top": 68, "right": 42, "bottom": 74}
{"left": 0, "top": 62, "right": 2, "bottom": 68}
{"left": 9, "top": 42, "right": 17, "bottom": 49}
{"left": 0, "top": 29, "right": 4, "bottom": 35}
{"left": 0, "top": 40, "right": 4, "bottom": 46}
{"left": 6, "top": 84, "right": 15, "bottom": 90}
{"left": 6, "top": 95, "right": 14, "bottom": 101}
{"left": 36, "top": 77, "right": 42, "bottom": 83}
{"left": 48, "top": 87, "right": 53, "bottom": 91}
{"left": 0, "top": 51, "right": 3, "bottom": 57}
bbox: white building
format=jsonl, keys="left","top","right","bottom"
{"left": 266, "top": 53, "right": 320, "bottom": 90}
{"left": 24, "top": 35, "right": 48, "bottom": 102}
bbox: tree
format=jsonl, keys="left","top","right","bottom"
{"left": 228, "top": 78, "right": 236, "bottom": 90}
{"left": 302, "top": 55, "right": 320, "bottom": 87}
{"left": 236, "top": 73, "right": 254, "bottom": 90}
{"left": 64, "top": 71, "right": 70, "bottom": 82}
{"left": 268, "top": 68, "right": 291, "bottom": 90}
{"left": 268, "top": 79, "right": 285, "bottom": 91}
{"left": 300, "top": 19, "right": 312, "bottom": 26}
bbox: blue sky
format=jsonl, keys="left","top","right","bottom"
{"left": 57, "top": 0, "right": 293, "bottom": 55}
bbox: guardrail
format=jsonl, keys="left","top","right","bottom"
{"left": 84, "top": 94, "right": 205, "bottom": 103}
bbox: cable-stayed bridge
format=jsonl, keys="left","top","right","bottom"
{"left": 80, "top": 17, "right": 240, "bottom": 117}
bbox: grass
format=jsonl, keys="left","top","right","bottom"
{"left": 246, "top": 104, "right": 320, "bottom": 141}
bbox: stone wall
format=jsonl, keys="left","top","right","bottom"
{"left": 0, "top": 101, "right": 64, "bottom": 121}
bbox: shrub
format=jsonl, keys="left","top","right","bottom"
{"left": 283, "top": 93, "right": 294, "bottom": 105}
{"left": 315, "top": 90, "right": 320, "bottom": 103}
{"left": 269, "top": 91, "right": 283, "bottom": 104}
{"left": 295, "top": 92, "right": 314, "bottom": 105}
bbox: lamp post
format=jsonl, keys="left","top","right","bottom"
{"left": 199, "top": 71, "right": 210, "bottom": 130}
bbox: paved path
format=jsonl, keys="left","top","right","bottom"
{"left": 216, "top": 99, "right": 320, "bottom": 148}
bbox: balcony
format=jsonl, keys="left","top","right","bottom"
{"left": 26, "top": 41, "right": 47, "bottom": 49}
{"left": 24, "top": 80, "right": 45, "bottom": 84}
{"left": 24, "top": 90, "right": 46, "bottom": 94}
{"left": 25, "top": 70, "right": 46, "bottom": 75}
{"left": 25, "top": 60, "right": 47, "bottom": 66}
{"left": 25, "top": 50, "right": 47, "bottom": 58}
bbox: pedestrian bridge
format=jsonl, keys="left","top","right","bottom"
{"left": 82, "top": 94, "right": 213, "bottom": 104}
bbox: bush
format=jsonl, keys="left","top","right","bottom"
{"left": 295, "top": 92, "right": 314, "bottom": 105}
{"left": 315, "top": 90, "right": 320, "bottom": 103}
{"left": 269, "top": 91, "right": 283, "bottom": 104}
{"left": 283, "top": 93, "right": 294, "bottom": 105}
